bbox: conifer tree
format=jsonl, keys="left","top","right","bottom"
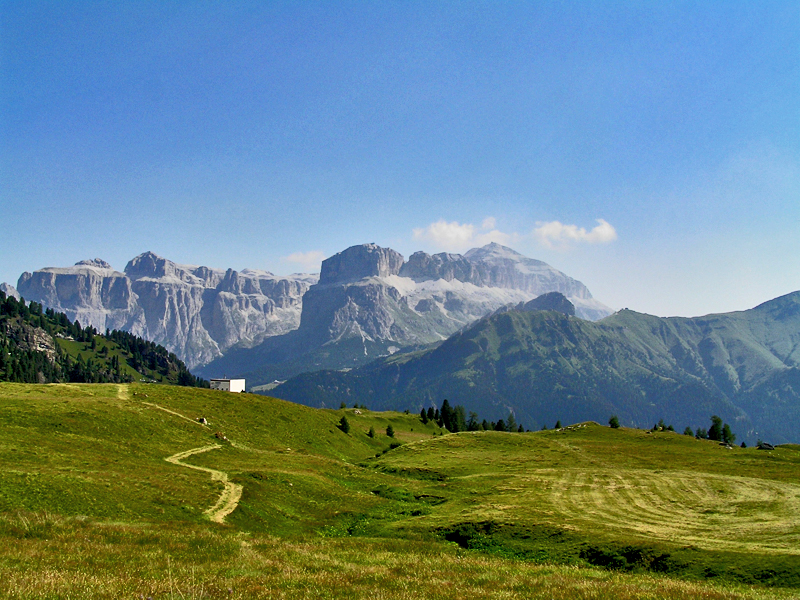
{"left": 722, "top": 423, "right": 736, "bottom": 445}
{"left": 506, "top": 412, "right": 517, "bottom": 433}
{"left": 338, "top": 415, "right": 350, "bottom": 434}
{"left": 708, "top": 416, "right": 724, "bottom": 441}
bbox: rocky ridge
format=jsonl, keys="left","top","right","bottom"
{"left": 17, "top": 253, "right": 317, "bottom": 369}
{"left": 301, "top": 242, "right": 608, "bottom": 347}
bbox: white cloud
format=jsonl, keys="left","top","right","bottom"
{"left": 412, "top": 218, "right": 518, "bottom": 252}
{"left": 533, "top": 219, "right": 618, "bottom": 249}
{"left": 281, "top": 250, "right": 325, "bottom": 272}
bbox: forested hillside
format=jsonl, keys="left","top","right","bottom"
{"left": 0, "top": 290, "right": 207, "bottom": 387}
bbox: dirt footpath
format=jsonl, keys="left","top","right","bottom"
{"left": 164, "top": 445, "right": 243, "bottom": 523}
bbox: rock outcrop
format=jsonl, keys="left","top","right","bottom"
{"left": 302, "top": 243, "right": 608, "bottom": 348}
{"left": 1, "top": 319, "right": 58, "bottom": 364}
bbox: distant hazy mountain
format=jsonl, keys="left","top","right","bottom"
{"left": 16, "top": 253, "right": 316, "bottom": 369}
{"left": 198, "top": 243, "right": 613, "bottom": 384}
{"left": 272, "top": 291, "right": 800, "bottom": 444}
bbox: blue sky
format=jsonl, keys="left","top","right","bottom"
{"left": 1, "top": 1, "right": 798, "bottom": 317}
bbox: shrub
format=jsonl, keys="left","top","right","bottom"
{"left": 609, "top": 415, "right": 620, "bottom": 429}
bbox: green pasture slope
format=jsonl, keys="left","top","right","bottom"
{"left": 1, "top": 382, "right": 799, "bottom": 599}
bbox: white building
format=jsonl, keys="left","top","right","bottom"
{"left": 210, "top": 378, "right": 246, "bottom": 393}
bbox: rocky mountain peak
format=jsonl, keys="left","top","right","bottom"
{"left": 75, "top": 258, "right": 113, "bottom": 269}
{"left": 0, "top": 283, "right": 20, "bottom": 300}
{"left": 124, "top": 251, "right": 208, "bottom": 285}
{"left": 318, "top": 243, "right": 404, "bottom": 286}
{"left": 465, "top": 242, "right": 526, "bottom": 262}
{"left": 124, "top": 251, "right": 172, "bottom": 280}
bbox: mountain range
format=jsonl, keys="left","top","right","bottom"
{"left": 11, "top": 254, "right": 316, "bottom": 369}
{"left": 6, "top": 244, "right": 800, "bottom": 443}
{"left": 272, "top": 291, "right": 800, "bottom": 444}
{"left": 8, "top": 243, "right": 612, "bottom": 379}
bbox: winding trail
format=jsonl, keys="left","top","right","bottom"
{"left": 164, "top": 445, "right": 243, "bottom": 523}
{"left": 127, "top": 389, "right": 242, "bottom": 524}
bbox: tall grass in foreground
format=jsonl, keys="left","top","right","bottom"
{"left": 0, "top": 513, "right": 796, "bottom": 600}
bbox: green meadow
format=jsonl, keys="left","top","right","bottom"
{"left": 1, "top": 382, "right": 799, "bottom": 599}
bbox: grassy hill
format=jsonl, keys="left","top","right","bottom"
{"left": 1, "top": 382, "right": 799, "bottom": 598}
{"left": 273, "top": 292, "right": 800, "bottom": 444}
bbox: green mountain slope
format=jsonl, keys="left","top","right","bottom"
{"left": 273, "top": 292, "right": 800, "bottom": 444}
{"left": 0, "top": 289, "right": 206, "bottom": 387}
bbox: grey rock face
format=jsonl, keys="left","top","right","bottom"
{"left": 16, "top": 262, "right": 142, "bottom": 337}
{"left": 463, "top": 242, "right": 590, "bottom": 298}
{"left": 75, "top": 258, "right": 113, "bottom": 269}
{"left": 319, "top": 244, "right": 404, "bottom": 285}
{"left": 400, "top": 251, "right": 479, "bottom": 282}
{"left": 399, "top": 243, "right": 600, "bottom": 311}
{"left": 17, "top": 254, "right": 317, "bottom": 369}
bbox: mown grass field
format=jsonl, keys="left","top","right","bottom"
{"left": 1, "top": 382, "right": 799, "bottom": 599}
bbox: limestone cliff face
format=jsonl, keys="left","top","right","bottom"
{"left": 17, "top": 253, "right": 317, "bottom": 369}
{"left": 318, "top": 244, "right": 404, "bottom": 285}
{"left": 400, "top": 252, "right": 479, "bottom": 283}
{"left": 16, "top": 263, "right": 144, "bottom": 336}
